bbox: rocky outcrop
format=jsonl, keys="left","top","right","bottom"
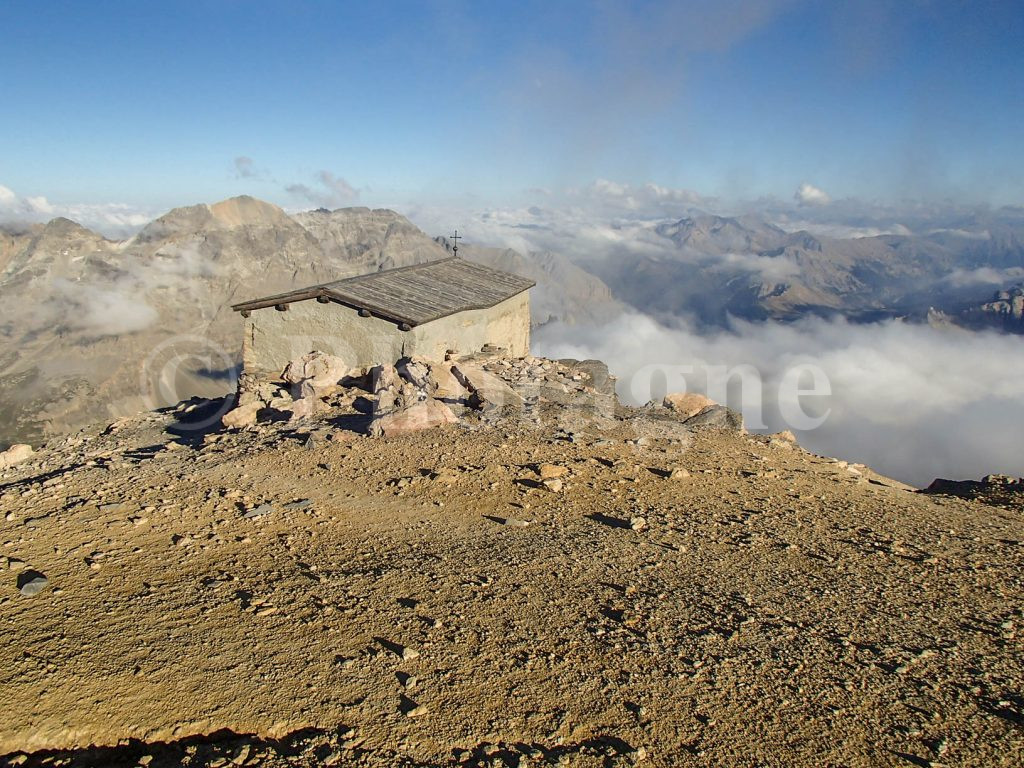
{"left": 981, "top": 285, "right": 1024, "bottom": 321}
{"left": 221, "top": 402, "right": 261, "bottom": 429}
{"left": 368, "top": 357, "right": 462, "bottom": 436}
{"left": 216, "top": 347, "right": 747, "bottom": 443}
{"left": 282, "top": 351, "right": 349, "bottom": 392}
{"left": 282, "top": 351, "right": 350, "bottom": 421}
{"left": 218, "top": 348, "right": 623, "bottom": 438}
{"left": 923, "top": 473, "right": 1024, "bottom": 511}
{"left": 222, "top": 351, "right": 352, "bottom": 428}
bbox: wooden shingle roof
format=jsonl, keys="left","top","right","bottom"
{"left": 231, "top": 257, "right": 534, "bottom": 328}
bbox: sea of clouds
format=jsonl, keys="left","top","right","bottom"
{"left": 534, "top": 312, "right": 1024, "bottom": 487}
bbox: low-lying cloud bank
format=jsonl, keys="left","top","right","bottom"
{"left": 534, "top": 313, "right": 1024, "bottom": 487}
{"left": 0, "top": 183, "right": 154, "bottom": 238}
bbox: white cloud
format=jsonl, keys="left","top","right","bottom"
{"left": 234, "top": 156, "right": 257, "bottom": 179}
{"left": 285, "top": 170, "right": 360, "bottom": 209}
{"left": 534, "top": 312, "right": 1024, "bottom": 486}
{"left": 943, "top": 266, "right": 1024, "bottom": 288}
{"left": 0, "top": 181, "right": 153, "bottom": 237}
{"left": 317, "top": 171, "right": 358, "bottom": 203}
{"left": 25, "top": 195, "right": 55, "bottom": 214}
{"left": 715, "top": 251, "right": 801, "bottom": 282}
{"left": 568, "top": 179, "right": 708, "bottom": 217}
{"left": 51, "top": 278, "right": 159, "bottom": 336}
{"left": 774, "top": 218, "right": 912, "bottom": 239}
{"left": 794, "top": 182, "right": 831, "bottom": 206}
{"left": 928, "top": 228, "right": 992, "bottom": 240}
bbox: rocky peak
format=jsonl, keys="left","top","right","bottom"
{"left": 980, "top": 283, "right": 1024, "bottom": 321}
{"left": 294, "top": 206, "right": 448, "bottom": 275}
{"left": 207, "top": 195, "right": 293, "bottom": 229}
{"left": 655, "top": 214, "right": 789, "bottom": 254}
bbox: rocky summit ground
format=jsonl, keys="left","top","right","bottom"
{"left": 1, "top": 378, "right": 1022, "bottom": 767}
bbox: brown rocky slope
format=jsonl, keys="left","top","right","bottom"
{"left": 0, "top": 356, "right": 1021, "bottom": 767}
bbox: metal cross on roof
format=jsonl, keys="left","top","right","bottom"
{"left": 449, "top": 229, "right": 462, "bottom": 257}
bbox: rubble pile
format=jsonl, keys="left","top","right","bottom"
{"left": 218, "top": 349, "right": 651, "bottom": 436}
{"left": 216, "top": 347, "right": 746, "bottom": 444}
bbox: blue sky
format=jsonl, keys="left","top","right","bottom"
{"left": 1, "top": 0, "right": 1022, "bottom": 216}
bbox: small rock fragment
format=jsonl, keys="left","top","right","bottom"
{"left": 243, "top": 503, "right": 273, "bottom": 519}
{"left": 629, "top": 517, "right": 647, "bottom": 531}
{"left": 18, "top": 570, "right": 49, "bottom": 597}
{"left": 537, "top": 463, "right": 569, "bottom": 480}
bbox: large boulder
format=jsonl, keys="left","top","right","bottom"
{"left": 451, "top": 363, "right": 524, "bottom": 410}
{"left": 683, "top": 404, "right": 744, "bottom": 431}
{"left": 222, "top": 402, "right": 261, "bottom": 429}
{"left": 289, "top": 381, "right": 322, "bottom": 421}
{"left": 371, "top": 363, "right": 406, "bottom": 415}
{"left": 369, "top": 398, "right": 459, "bottom": 437}
{"left": 282, "top": 351, "right": 350, "bottom": 422}
{"left": 395, "top": 356, "right": 468, "bottom": 402}
{"left": 430, "top": 363, "right": 468, "bottom": 401}
{"left": 663, "top": 392, "right": 715, "bottom": 418}
{"left": 396, "top": 357, "right": 432, "bottom": 390}
{"left": 282, "top": 351, "right": 348, "bottom": 391}
{"left": 371, "top": 363, "right": 400, "bottom": 395}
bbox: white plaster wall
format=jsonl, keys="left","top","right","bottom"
{"left": 410, "top": 292, "right": 530, "bottom": 362}
{"left": 241, "top": 292, "right": 530, "bottom": 376}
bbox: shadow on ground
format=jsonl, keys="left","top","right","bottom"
{"left": 1, "top": 727, "right": 642, "bottom": 767}
{"left": 2, "top": 726, "right": 335, "bottom": 768}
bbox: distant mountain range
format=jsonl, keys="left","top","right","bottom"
{"left": 579, "top": 213, "right": 1024, "bottom": 328}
